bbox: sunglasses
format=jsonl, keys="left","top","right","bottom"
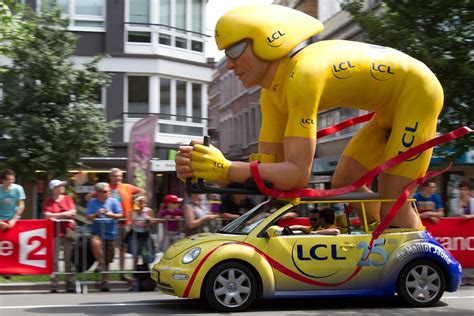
{"left": 225, "top": 41, "right": 248, "bottom": 60}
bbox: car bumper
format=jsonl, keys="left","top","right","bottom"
{"left": 152, "top": 258, "right": 195, "bottom": 298}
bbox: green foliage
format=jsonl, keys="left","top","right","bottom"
{"left": 0, "top": 4, "right": 116, "bottom": 179}
{"left": 341, "top": 0, "right": 473, "bottom": 159}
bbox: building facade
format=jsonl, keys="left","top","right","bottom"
{"left": 22, "top": 0, "right": 213, "bottom": 215}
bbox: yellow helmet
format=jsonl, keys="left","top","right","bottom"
{"left": 215, "top": 4, "right": 324, "bottom": 61}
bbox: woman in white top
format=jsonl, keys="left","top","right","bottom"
{"left": 449, "top": 180, "right": 474, "bottom": 218}
{"left": 183, "top": 194, "right": 219, "bottom": 236}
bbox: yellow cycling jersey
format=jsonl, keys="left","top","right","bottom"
{"left": 259, "top": 40, "right": 443, "bottom": 179}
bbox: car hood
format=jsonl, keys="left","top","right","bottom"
{"left": 163, "top": 233, "right": 247, "bottom": 260}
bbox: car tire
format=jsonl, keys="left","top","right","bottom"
{"left": 204, "top": 261, "right": 257, "bottom": 312}
{"left": 397, "top": 259, "right": 445, "bottom": 307}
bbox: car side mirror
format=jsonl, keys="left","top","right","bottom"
{"left": 265, "top": 225, "right": 282, "bottom": 238}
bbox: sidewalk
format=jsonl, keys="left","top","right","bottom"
{"left": 0, "top": 252, "right": 163, "bottom": 294}
{"left": 0, "top": 280, "right": 131, "bottom": 293}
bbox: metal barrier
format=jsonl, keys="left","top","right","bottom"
{"left": 49, "top": 217, "right": 224, "bottom": 293}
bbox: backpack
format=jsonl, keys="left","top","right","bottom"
{"left": 134, "top": 264, "right": 156, "bottom": 291}
{"left": 71, "top": 235, "right": 95, "bottom": 273}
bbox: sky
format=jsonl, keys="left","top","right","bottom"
{"left": 205, "top": 0, "right": 273, "bottom": 60}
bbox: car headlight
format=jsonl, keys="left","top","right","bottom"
{"left": 182, "top": 247, "right": 201, "bottom": 264}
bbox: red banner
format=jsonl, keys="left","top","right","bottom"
{"left": 0, "top": 220, "right": 54, "bottom": 274}
{"left": 127, "top": 115, "right": 159, "bottom": 204}
{"left": 422, "top": 218, "right": 474, "bottom": 268}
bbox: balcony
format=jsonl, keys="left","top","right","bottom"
{"left": 124, "top": 22, "right": 210, "bottom": 63}
{"left": 123, "top": 113, "right": 208, "bottom": 145}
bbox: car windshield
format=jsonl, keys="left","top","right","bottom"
{"left": 218, "top": 199, "right": 287, "bottom": 235}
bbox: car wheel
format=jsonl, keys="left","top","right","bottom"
{"left": 397, "top": 259, "right": 445, "bottom": 307}
{"left": 204, "top": 261, "right": 257, "bottom": 312}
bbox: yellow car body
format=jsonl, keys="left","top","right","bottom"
{"left": 152, "top": 196, "right": 461, "bottom": 312}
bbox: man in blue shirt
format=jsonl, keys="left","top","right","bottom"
{"left": 86, "top": 182, "right": 123, "bottom": 291}
{"left": 414, "top": 181, "right": 445, "bottom": 224}
{"left": 0, "top": 169, "right": 26, "bottom": 231}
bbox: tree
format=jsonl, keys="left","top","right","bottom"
{"left": 0, "top": 3, "right": 116, "bottom": 179}
{"left": 341, "top": 0, "right": 473, "bottom": 159}
{"left": 0, "top": 0, "right": 31, "bottom": 71}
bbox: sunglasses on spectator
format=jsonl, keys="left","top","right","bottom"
{"left": 225, "top": 41, "right": 248, "bottom": 60}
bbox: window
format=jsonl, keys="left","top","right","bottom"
{"left": 192, "top": 83, "right": 201, "bottom": 123}
{"left": 127, "top": 0, "right": 151, "bottom": 42}
{"left": 128, "top": 76, "right": 149, "bottom": 118}
{"left": 176, "top": 80, "right": 186, "bottom": 121}
{"left": 92, "top": 87, "right": 106, "bottom": 114}
{"left": 160, "top": 0, "right": 171, "bottom": 26}
{"left": 126, "top": 76, "right": 205, "bottom": 138}
{"left": 191, "top": 0, "right": 203, "bottom": 52}
{"left": 160, "top": 78, "right": 171, "bottom": 119}
{"left": 40, "top": 0, "right": 105, "bottom": 31}
{"left": 126, "top": 0, "right": 206, "bottom": 53}
{"left": 129, "top": 0, "right": 149, "bottom": 24}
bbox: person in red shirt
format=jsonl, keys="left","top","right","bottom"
{"left": 158, "top": 194, "right": 184, "bottom": 250}
{"left": 43, "top": 179, "right": 77, "bottom": 293}
{"left": 108, "top": 168, "right": 145, "bottom": 282}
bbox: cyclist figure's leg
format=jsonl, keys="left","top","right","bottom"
{"left": 378, "top": 173, "right": 420, "bottom": 228}
{"left": 332, "top": 118, "right": 387, "bottom": 224}
{"left": 380, "top": 67, "right": 443, "bottom": 228}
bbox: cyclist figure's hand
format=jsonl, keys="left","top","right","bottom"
{"left": 191, "top": 144, "right": 231, "bottom": 182}
{"left": 175, "top": 145, "right": 194, "bottom": 180}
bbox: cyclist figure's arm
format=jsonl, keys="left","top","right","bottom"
{"left": 227, "top": 137, "right": 315, "bottom": 190}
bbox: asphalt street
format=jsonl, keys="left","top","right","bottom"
{"left": 0, "top": 286, "right": 473, "bottom": 316}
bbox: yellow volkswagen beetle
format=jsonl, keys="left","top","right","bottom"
{"left": 151, "top": 194, "right": 461, "bottom": 312}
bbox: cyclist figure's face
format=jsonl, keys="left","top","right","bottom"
{"left": 226, "top": 41, "right": 272, "bottom": 89}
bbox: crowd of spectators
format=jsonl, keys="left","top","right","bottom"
{"left": 1, "top": 168, "right": 473, "bottom": 289}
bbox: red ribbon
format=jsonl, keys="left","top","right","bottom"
{"left": 250, "top": 126, "right": 472, "bottom": 198}
{"left": 317, "top": 112, "right": 375, "bottom": 139}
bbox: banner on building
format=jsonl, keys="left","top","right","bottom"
{"left": 0, "top": 220, "right": 54, "bottom": 275}
{"left": 423, "top": 218, "right": 474, "bottom": 268}
{"left": 127, "top": 115, "right": 159, "bottom": 203}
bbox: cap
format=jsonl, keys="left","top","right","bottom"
{"left": 215, "top": 4, "right": 324, "bottom": 61}
{"left": 49, "top": 179, "right": 67, "bottom": 190}
{"left": 164, "top": 194, "right": 183, "bottom": 205}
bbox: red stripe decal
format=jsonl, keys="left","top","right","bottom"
{"left": 183, "top": 245, "right": 224, "bottom": 297}
{"left": 236, "top": 242, "right": 361, "bottom": 286}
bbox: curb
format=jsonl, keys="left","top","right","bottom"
{"left": 0, "top": 280, "right": 132, "bottom": 293}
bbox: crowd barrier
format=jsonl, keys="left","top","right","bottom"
{"left": 0, "top": 218, "right": 222, "bottom": 293}
{"left": 422, "top": 218, "right": 474, "bottom": 268}
{"left": 0, "top": 217, "right": 472, "bottom": 293}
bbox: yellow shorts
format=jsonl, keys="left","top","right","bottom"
{"left": 342, "top": 70, "right": 444, "bottom": 179}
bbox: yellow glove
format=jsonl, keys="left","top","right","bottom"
{"left": 191, "top": 144, "right": 231, "bottom": 182}
{"left": 249, "top": 153, "right": 276, "bottom": 163}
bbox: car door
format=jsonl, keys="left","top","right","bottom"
{"left": 266, "top": 233, "right": 358, "bottom": 291}
{"left": 353, "top": 232, "right": 404, "bottom": 289}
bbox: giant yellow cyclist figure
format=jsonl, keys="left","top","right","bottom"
{"left": 175, "top": 5, "right": 444, "bottom": 229}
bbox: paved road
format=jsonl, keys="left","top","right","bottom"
{"left": 0, "top": 286, "right": 473, "bottom": 316}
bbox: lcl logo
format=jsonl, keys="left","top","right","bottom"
{"left": 300, "top": 118, "right": 315, "bottom": 129}
{"left": 266, "top": 30, "right": 285, "bottom": 47}
{"left": 331, "top": 61, "right": 355, "bottom": 79}
{"left": 397, "top": 122, "right": 421, "bottom": 161}
{"left": 213, "top": 161, "right": 225, "bottom": 172}
{"left": 370, "top": 62, "right": 395, "bottom": 81}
